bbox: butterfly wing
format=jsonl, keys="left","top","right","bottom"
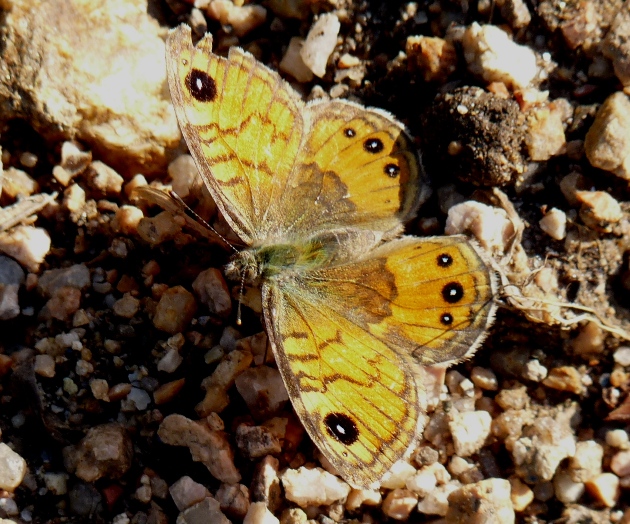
{"left": 262, "top": 235, "right": 496, "bottom": 488}
{"left": 166, "top": 25, "right": 424, "bottom": 245}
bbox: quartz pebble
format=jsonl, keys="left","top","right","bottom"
{"left": 575, "top": 190, "right": 623, "bottom": 232}
{"left": 584, "top": 472, "right": 620, "bottom": 508}
{"left": 299, "top": 13, "right": 340, "bottom": 78}
{"left": 606, "top": 429, "right": 630, "bottom": 450}
{"left": 610, "top": 450, "right": 630, "bottom": 477}
{"left": 62, "top": 423, "right": 132, "bottom": 483}
{"left": 445, "top": 200, "right": 513, "bottom": 254}
{"left": 87, "top": 161, "right": 124, "bottom": 195}
{"left": 512, "top": 408, "right": 577, "bottom": 482}
{"left": 509, "top": 477, "right": 534, "bottom": 511}
{"left": 280, "top": 37, "right": 314, "bottom": 83}
{"left": 157, "top": 414, "right": 240, "bottom": 483}
{"left": 539, "top": 208, "right": 567, "bottom": 241}
{"left": 449, "top": 410, "right": 492, "bottom": 457}
{"left": 470, "top": 367, "right": 498, "bottom": 391}
{"left": 250, "top": 456, "right": 282, "bottom": 513}
{"left": 614, "top": 347, "right": 630, "bottom": 367}
{"left": 526, "top": 104, "right": 566, "bottom": 161}
{"left": 0, "top": 225, "right": 51, "bottom": 272}
{"left": 169, "top": 475, "right": 210, "bottom": 511}
{"left": 281, "top": 467, "right": 351, "bottom": 507}
{"left": 235, "top": 366, "right": 289, "bottom": 420}
{"left": 177, "top": 496, "right": 230, "bottom": 524}
{"left": 462, "top": 23, "right": 539, "bottom": 89}
{"left": 345, "top": 488, "right": 381, "bottom": 511}
{"left": 0, "top": 256, "right": 24, "bottom": 320}
{"left": 243, "top": 501, "right": 279, "bottom": 524}
{"left": 215, "top": 482, "right": 249, "bottom": 520}
{"left": 192, "top": 268, "right": 232, "bottom": 319}
{"left": 445, "top": 478, "right": 515, "bottom": 524}
{"left": 584, "top": 91, "right": 630, "bottom": 180}
{"left": 0, "top": 443, "right": 27, "bottom": 491}
{"left": 416, "top": 482, "right": 460, "bottom": 516}
{"left": 152, "top": 285, "right": 196, "bottom": 334}
{"left": 381, "top": 488, "right": 418, "bottom": 520}
{"left": 380, "top": 460, "right": 418, "bottom": 489}
{"left": 197, "top": 349, "right": 253, "bottom": 416}
{"left": 204, "top": 0, "right": 266, "bottom": 37}
{"left": 570, "top": 440, "right": 603, "bottom": 482}
{"left": 554, "top": 470, "right": 585, "bottom": 504}
{"left": 235, "top": 423, "right": 282, "bottom": 459}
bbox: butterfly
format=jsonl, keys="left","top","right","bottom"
{"left": 165, "top": 24, "right": 497, "bottom": 489}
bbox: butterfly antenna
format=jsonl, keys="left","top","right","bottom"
{"left": 236, "top": 271, "right": 247, "bottom": 326}
{"left": 169, "top": 190, "right": 239, "bottom": 254}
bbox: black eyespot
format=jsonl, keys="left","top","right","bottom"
{"left": 364, "top": 138, "right": 384, "bottom": 154}
{"left": 185, "top": 69, "right": 217, "bottom": 102}
{"left": 344, "top": 128, "right": 356, "bottom": 138}
{"left": 441, "top": 313, "right": 453, "bottom": 325}
{"left": 324, "top": 412, "right": 359, "bottom": 445}
{"left": 384, "top": 163, "right": 400, "bottom": 178}
{"left": 442, "top": 282, "right": 464, "bottom": 304}
{"left": 437, "top": 253, "right": 453, "bottom": 267}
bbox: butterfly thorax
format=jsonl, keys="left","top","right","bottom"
{"left": 225, "top": 239, "right": 332, "bottom": 285}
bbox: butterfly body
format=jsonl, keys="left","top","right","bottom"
{"left": 166, "top": 25, "right": 497, "bottom": 489}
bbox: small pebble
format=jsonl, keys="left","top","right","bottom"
{"left": 381, "top": 488, "right": 418, "bottom": 520}
{"left": 243, "top": 501, "right": 279, "bottom": 524}
{"left": 539, "top": 208, "right": 567, "bottom": 241}
{"left": 177, "top": 496, "right": 230, "bottom": 524}
{"left": 168, "top": 154, "right": 199, "bottom": 198}
{"left": 606, "top": 429, "right": 630, "bottom": 450}
{"left": 449, "top": 410, "right": 492, "bottom": 457}
{"left": 445, "top": 200, "right": 513, "bottom": 254}
{"left": 522, "top": 359, "right": 548, "bottom": 382}
{"left": 0, "top": 256, "right": 24, "bottom": 320}
{"left": 215, "top": 483, "right": 249, "bottom": 520}
{"left": 299, "top": 13, "right": 340, "bottom": 78}
{"left": 345, "top": 488, "right": 381, "bottom": 511}
{"left": 235, "top": 366, "right": 289, "bottom": 420}
{"left": 152, "top": 285, "right": 196, "bottom": 334}
{"left": 204, "top": 0, "right": 266, "bottom": 38}
{"left": 509, "top": 477, "right": 534, "bottom": 512}
{"left": 158, "top": 414, "right": 240, "bottom": 484}
{"left": 462, "top": 23, "right": 539, "bottom": 89}
{"left": 542, "top": 366, "right": 583, "bottom": 394}
{"left": 0, "top": 443, "right": 27, "bottom": 491}
{"left": 279, "top": 37, "right": 313, "bottom": 82}
{"left": 445, "top": 478, "right": 515, "bottom": 524}
{"left": 610, "top": 450, "right": 630, "bottom": 477}
{"left": 281, "top": 467, "right": 350, "bottom": 507}
{"left": 575, "top": 190, "right": 623, "bottom": 231}
{"left": 380, "top": 460, "right": 418, "bottom": 490}
{"left": 526, "top": 105, "right": 566, "bottom": 161}
{"left": 62, "top": 423, "right": 132, "bottom": 483}
{"left": 235, "top": 423, "right": 282, "bottom": 459}
{"left": 43, "top": 472, "right": 69, "bottom": 495}
{"left": 112, "top": 293, "right": 140, "bottom": 318}
{"left": 470, "top": 367, "right": 498, "bottom": 391}
{"left": 584, "top": 91, "right": 630, "bottom": 180}
{"left": 553, "top": 470, "right": 585, "bottom": 504}
{"left": 169, "top": 475, "right": 211, "bottom": 511}
{"left": 584, "top": 472, "right": 620, "bottom": 508}
{"left": 192, "top": 268, "right": 232, "bottom": 319}
{"left": 570, "top": 440, "right": 603, "bottom": 482}
{"left": 416, "top": 482, "right": 459, "bottom": 516}
{"left": 87, "top": 161, "right": 124, "bottom": 195}
{"left": 0, "top": 225, "right": 51, "bottom": 272}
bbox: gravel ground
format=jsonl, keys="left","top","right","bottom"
{"left": 0, "top": 0, "right": 630, "bottom": 523}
